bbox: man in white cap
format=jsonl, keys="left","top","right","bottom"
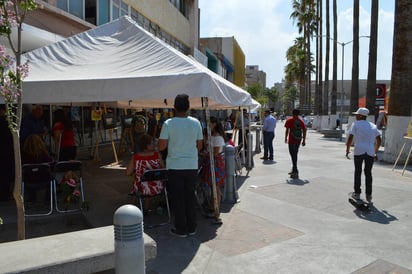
{"left": 346, "top": 107, "right": 381, "bottom": 204}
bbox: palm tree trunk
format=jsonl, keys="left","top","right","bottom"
{"left": 316, "top": 0, "right": 323, "bottom": 116}
{"left": 384, "top": 0, "right": 412, "bottom": 163}
{"left": 366, "top": 0, "right": 379, "bottom": 118}
{"left": 331, "top": 0, "right": 337, "bottom": 115}
{"left": 322, "top": 0, "right": 330, "bottom": 116}
{"left": 388, "top": 0, "right": 412, "bottom": 117}
{"left": 350, "top": 0, "right": 360, "bottom": 113}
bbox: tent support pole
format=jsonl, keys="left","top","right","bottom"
{"left": 203, "top": 97, "right": 221, "bottom": 223}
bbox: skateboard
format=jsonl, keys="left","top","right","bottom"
{"left": 348, "top": 196, "right": 371, "bottom": 212}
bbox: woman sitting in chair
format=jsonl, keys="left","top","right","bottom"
{"left": 200, "top": 117, "right": 227, "bottom": 219}
{"left": 22, "top": 134, "right": 54, "bottom": 165}
{"left": 126, "top": 134, "right": 165, "bottom": 196}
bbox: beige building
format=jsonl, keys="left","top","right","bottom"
{"left": 200, "top": 37, "right": 246, "bottom": 87}
{"left": 245, "top": 65, "right": 266, "bottom": 89}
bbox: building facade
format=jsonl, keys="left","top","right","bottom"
{"left": 199, "top": 37, "right": 246, "bottom": 87}
{"left": 20, "top": 0, "right": 199, "bottom": 55}
{"left": 245, "top": 65, "right": 266, "bottom": 89}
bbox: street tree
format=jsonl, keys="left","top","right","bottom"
{"left": 0, "top": 0, "right": 37, "bottom": 240}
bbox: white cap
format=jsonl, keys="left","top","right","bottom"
{"left": 353, "top": 107, "right": 369, "bottom": 117}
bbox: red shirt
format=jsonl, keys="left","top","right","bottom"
{"left": 53, "top": 122, "right": 76, "bottom": 147}
{"left": 285, "top": 117, "right": 306, "bottom": 144}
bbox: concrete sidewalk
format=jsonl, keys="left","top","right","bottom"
{"left": 1, "top": 125, "right": 412, "bottom": 274}
{"left": 144, "top": 125, "right": 412, "bottom": 274}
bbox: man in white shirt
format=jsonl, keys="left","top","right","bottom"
{"left": 346, "top": 107, "right": 381, "bottom": 204}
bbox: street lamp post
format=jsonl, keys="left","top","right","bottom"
{"left": 335, "top": 35, "right": 370, "bottom": 141}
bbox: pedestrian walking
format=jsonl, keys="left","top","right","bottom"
{"left": 157, "top": 94, "right": 203, "bottom": 238}
{"left": 260, "top": 110, "right": 276, "bottom": 161}
{"left": 284, "top": 109, "right": 306, "bottom": 178}
{"left": 346, "top": 107, "right": 381, "bottom": 204}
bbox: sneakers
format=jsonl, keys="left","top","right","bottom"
{"left": 351, "top": 192, "right": 360, "bottom": 200}
{"left": 366, "top": 195, "right": 373, "bottom": 204}
{"left": 169, "top": 229, "right": 187, "bottom": 238}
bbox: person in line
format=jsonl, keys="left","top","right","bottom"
{"left": 236, "top": 109, "right": 250, "bottom": 149}
{"left": 261, "top": 110, "right": 277, "bottom": 161}
{"left": 0, "top": 105, "right": 14, "bottom": 201}
{"left": 132, "top": 113, "right": 147, "bottom": 153}
{"left": 157, "top": 94, "right": 203, "bottom": 238}
{"left": 126, "top": 134, "right": 165, "bottom": 210}
{"left": 201, "top": 116, "right": 226, "bottom": 221}
{"left": 346, "top": 107, "right": 381, "bottom": 204}
{"left": 53, "top": 109, "right": 77, "bottom": 161}
{"left": 20, "top": 104, "right": 45, "bottom": 144}
{"left": 146, "top": 112, "right": 158, "bottom": 139}
{"left": 284, "top": 109, "right": 306, "bottom": 178}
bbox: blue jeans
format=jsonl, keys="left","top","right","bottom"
{"left": 288, "top": 143, "right": 300, "bottom": 173}
{"left": 263, "top": 131, "right": 274, "bottom": 159}
{"left": 354, "top": 153, "right": 374, "bottom": 196}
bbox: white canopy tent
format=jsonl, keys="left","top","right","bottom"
{"left": 18, "top": 16, "right": 260, "bottom": 219}
{"left": 20, "top": 16, "right": 259, "bottom": 110}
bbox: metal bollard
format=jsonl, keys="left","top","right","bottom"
{"left": 247, "top": 133, "right": 254, "bottom": 170}
{"left": 255, "top": 127, "right": 261, "bottom": 154}
{"left": 223, "top": 145, "right": 239, "bottom": 203}
{"left": 114, "top": 204, "right": 145, "bottom": 274}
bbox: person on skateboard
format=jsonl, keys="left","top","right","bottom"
{"left": 346, "top": 107, "right": 381, "bottom": 204}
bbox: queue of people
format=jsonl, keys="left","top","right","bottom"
{"left": 0, "top": 100, "right": 382, "bottom": 240}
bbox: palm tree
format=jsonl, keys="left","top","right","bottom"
{"left": 290, "top": 0, "right": 317, "bottom": 113}
{"left": 322, "top": 0, "right": 330, "bottom": 116}
{"left": 285, "top": 37, "right": 306, "bottom": 105}
{"left": 385, "top": 0, "right": 412, "bottom": 162}
{"left": 331, "top": 0, "right": 338, "bottom": 116}
{"left": 365, "top": 0, "right": 379, "bottom": 117}
{"left": 388, "top": 0, "right": 412, "bottom": 116}
{"left": 315, "top": 0, "right": 323, "bottom": 115}
{"left": 350, "top": 0, "right": 360, "bottom": 113}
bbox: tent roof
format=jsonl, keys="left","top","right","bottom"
{"left": 21, "top": 16, "right": 259, "bottom": 110}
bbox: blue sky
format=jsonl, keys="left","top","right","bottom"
{"left": 199, "top": 1, "right": 395, "bottom": 87}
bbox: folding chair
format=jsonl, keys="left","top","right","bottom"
{"left": 22, "top": 163, "right": 54, "bottom": 217}
{"left": 234, "top": 144, "right": 243, "bottom": 176}
{"left": 53, "top": 161, "right": 85, "bottom": 213}
{"left": 136, "top": 169, "right": 171, "bottom": 227}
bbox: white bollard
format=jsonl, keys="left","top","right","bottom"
{"left": 223, "top": 145, "right": 239, "bottom": 203}
{"left": 114, "top": 204, "right": 145, "bottom": 274}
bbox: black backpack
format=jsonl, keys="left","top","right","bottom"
{"left": 291, "top": 119, "right": 302, "bottom": 140}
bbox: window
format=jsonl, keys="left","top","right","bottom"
{"left": 85, "top": 0, "right": 97, "bottom": 25}
{"left": 112, "top": 0, "right": 120, "bottom": 19}
{"left": 97, "top": 0, "right": 110, "bottom": 25}
{"left": 169, "top": 0, "right": 186, "bottom": 16}
{"left": 53, "top": 0, "right": 84, "bottom": 19}
{"left": 121, "top": 1, "right": 129, "bottom": 16}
